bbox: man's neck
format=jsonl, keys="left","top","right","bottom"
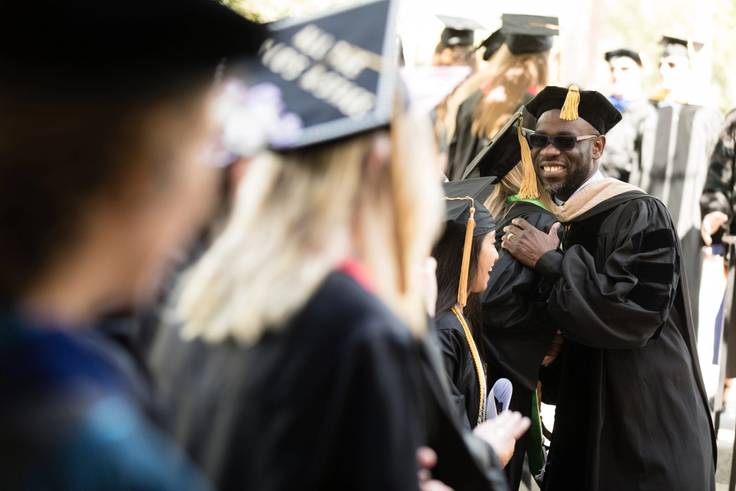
{"left": 554, "top": 169, "right": 604, "bottom": 205}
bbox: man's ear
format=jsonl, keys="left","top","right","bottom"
{"left": 592, "top": 135, "right": 606, "bottom": 160}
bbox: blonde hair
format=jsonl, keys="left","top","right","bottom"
{"left": 472, "top": 45, "right": 549, "bottom": 139}
{"left": 176, "top": 110, "right": 444, "bottom": 344}
{"left": 485, "top": 164, "right": 554, "bottom": 219}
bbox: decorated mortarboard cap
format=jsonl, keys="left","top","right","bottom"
{"left": 462, "top": 107, "right": 540, "bottom": 199}
{"left": 660, "top": 35, "right": 704, "bottom": 58}
{"left": 0, "top": 0, "right": 268, "bottom": 94}
{"left": 604, "top": 48, "right": 642, "bottom": 66}
{"left": 437, "top": 15, "right": 485, "bottom": 47}
{"left": 500, "top": 14, "right": 559, "bottom": 55}
{"left": 443, "top": 177, "right": 496, "bottom": 307}
{"left": 240, "top": 0, "right": 399, "bottom": 150}
{"left": 525, "top": 85, "right": 622, "bottom": 135}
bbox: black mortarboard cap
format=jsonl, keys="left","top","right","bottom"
{"left": 604, "top": 48, "right": 642, "bottom": 66}
{"left": 501, "top": 14, "right": 559, "bottom": 55}
{"left": 462, "top": 107, "right": 540, "bottom": 199}
{"left": 0, "top": 0, "right": 268, "bottom": 95}
{"left": 443, "top": 177, "right": 496, "bottom": 236}
{"left": 463, "top": 107, "right": 529, "bottom": 180}
{"left": 660, "top": 35, "right": 704, "bottom": 58}
{"left": 437, "top": 15, "right": 485, "bottom": 47}
{"left": 241, "top": 0, "right": 399, "bottom": 150}
{"left": 525, "top": 85, "right": 622, "bottom": 135}
{"left": 478, "top": 28, "right": 506, "bottom": 60}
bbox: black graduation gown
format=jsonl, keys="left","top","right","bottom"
{"left": 419, "top": 324, "right": 510, "bottom": 491}
{"left": 149, "top": 271, "right": 424, "bottom": 491}
{"left": 482, "top": 201, "right": 557, "bottom": 490}
{"left": 534, "top": 192, "right": 716, "bottom": 491}
{"left": 447, "top": 90, "right": 487, "bottom": 181}
{"left": 435, "top": 309, "right": 483, "bottom": 429}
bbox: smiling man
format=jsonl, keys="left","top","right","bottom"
{"left": 501, "top": 86, "right": 716, "bottom": 491}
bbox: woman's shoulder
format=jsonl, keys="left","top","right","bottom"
{"left": 435, "top": 309, "right": 464, "bottom": 334}
{"left": 296, "top": 270, "right": 415, "bottom": 348}
{"left": 501, "top": 201, "right": 556, "bottom": 230}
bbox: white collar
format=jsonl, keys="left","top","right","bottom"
{"left": 553, "top": 170, "right": 605, "bottom": 206}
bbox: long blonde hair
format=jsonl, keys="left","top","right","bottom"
{"left": 176, "top": 110, "right": 444, "bottom": 344}
{"left": 485, "top": 164, "right": 554, "bottom": 219}
{"left": 472, "top": 45, "right": 549, "bottom": 139}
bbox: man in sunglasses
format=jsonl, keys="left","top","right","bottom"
{"left": 501, "top": 85, "right": 716, "bottom": 491}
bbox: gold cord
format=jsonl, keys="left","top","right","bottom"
{"left": 451, "top": 305, "right": 487, "bottom": 425}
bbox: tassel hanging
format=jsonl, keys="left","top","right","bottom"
{"left": 559, "top": 84, "right": 580, "bottom": 121}
{"left": 517, "top": 115, "right": 539, "bottom": 200}
{"left": 457, "top": 202, "right": 475, "bottom": 307}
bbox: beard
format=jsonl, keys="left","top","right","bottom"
{"left": 541, "top": 163, "right": 593, "bottom": 202}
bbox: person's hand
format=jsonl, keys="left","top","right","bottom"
{"left": 416, "top": 447, "right": 453, "bottom": 491}
{"left": 501, "top": 219, "right": 561, "bottom": 268}
{"left": 701, "top": 211, "right": 729, "bottom": 246}
{"left": 473, "top": 411, "right": 531, "bottom": 466}
{"left": 542, "top": 331, "right": 564, "bottom": 367}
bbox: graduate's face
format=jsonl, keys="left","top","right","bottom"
{"left": 471, "top": 232, "right": 499, "bottom": 293}
{"left": 532, "top": 109, "right": 606, "bottom": 201}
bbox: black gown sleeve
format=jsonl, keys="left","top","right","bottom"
{"left": 536, "top": 198, "right": 681, "bottom": 350}
{"left": 483, "top": 206, "right": 557, "bottom": 390}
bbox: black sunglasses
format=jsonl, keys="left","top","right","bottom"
{"left": 528, "top": 132, "right": 599, "bottom": 151}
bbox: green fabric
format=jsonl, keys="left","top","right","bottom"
{"left": 528, "top": 389, "right": 546, "bottom": 485}
{"left": 506, "top": 194, "right": 549, "bottom": 211}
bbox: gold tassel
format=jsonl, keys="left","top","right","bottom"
{"left": 517, "top": 115, "right": 539, "bottom": 200}
{"left": 457, "top": 201, "right": 475, "bottom": 307}
{"left": 559, "top": 84, "right": 580, "bottom": 121}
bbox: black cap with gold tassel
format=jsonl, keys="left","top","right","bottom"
{"left": 461, "top": 107, "right": 540, "bottom": 201}
{"left": 525, "top": 85, "right": 622, "bottom": 134}
{"left": 443, "top": 177, "right": 497, "bottom": 306}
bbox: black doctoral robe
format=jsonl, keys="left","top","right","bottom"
{"left": 435, "top": 309, "right": 484, "bottom": 429}
{"left": 149, "top": 271, "right": 424, "bottom": 491}
{"left": 534, "top": 189, "right": 716, "bottom": 491}
{"left": 482, "top": 200, "right": 557, "bottom": 490}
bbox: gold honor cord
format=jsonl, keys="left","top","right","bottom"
{"left": 451, "top": 305, "right": 487, "bottom": 425}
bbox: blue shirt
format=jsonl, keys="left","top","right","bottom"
{"left": 0, "top": 312, "right": 213, "bottom": 491}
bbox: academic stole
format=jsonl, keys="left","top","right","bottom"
{"left": 451, "top": 305, "right": 487, "bottom": 425}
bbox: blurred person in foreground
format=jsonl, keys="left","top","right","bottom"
{"left": 150, "top": 2, "right": 527, "bottom": 490}
{"left": 0, "top": 0, "right": 267, "bottom": 489}
{"left": 598, "top": 48, "right": 654, "bottom": 182}
{"left": 464, "top": 111, "right": 559, "bottom": 490}
{"left": 446, "top": 14, "right": 558, "bottom": 181}
{"left": 631, "top": 36, "right": 722, "bottom": 333}
{"left": 502, "top": 85, "right": 715, "bottom": 490}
